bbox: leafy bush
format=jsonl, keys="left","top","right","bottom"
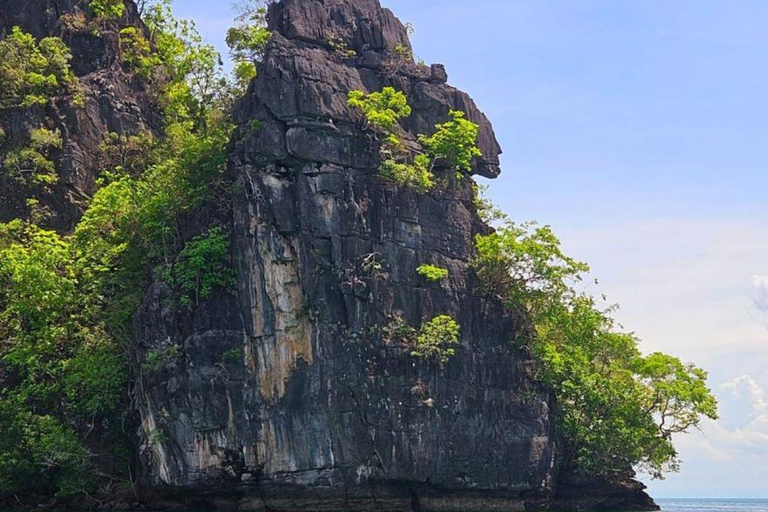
{"left": 383, "top": 313, "right": 417, "bottom": 345}
{"left": 412, "top": 315, "right": 460, "bottom": 364}
{"left": 166, "top": 227, "right": 234, "bottom": 307}
{"left": 347, "top": 87, "right": 412, "bottom": 132}
{"left": 2, "top": 128, "right": 62, "bottom": 189}
{"left": 119, "top": 27, "right": 160, "bottom": 78}
{"left": 0, "top": 221, "right": 126, "bottom": 497}
{"left": 89, "top": 0, "right": 125, "bottom": 20}
{"left": 226, "top": 0, "right": 271, "bottom": 90}
{"left": 379, "top": 153, "right": 434, "bottom": 193}
{"left": 0, "top": 400, "right": 89, "bottom": 497}
{"left": 142, "top": 345, "right": 183, "bottom": 373}
{"left": 417, "top": 264, "right": 449, "bottom": 282}
{"left": 419, "top": 110, "right": 482, "bottom": 175}
{"left": 471, "top": 218, "right": 718, "bottom": 479}
{"left": 327, "top": 37, "right": 357, "bottom": 59}
{"left": 0, "top": 27, "right": 76, "bottom": 107}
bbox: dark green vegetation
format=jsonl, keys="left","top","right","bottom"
{"left": 471, "top": 209, "right": 718, "bottom": 479}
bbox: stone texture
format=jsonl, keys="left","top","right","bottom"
{"left": 0, "top": 0, "right": 158, "bottom": 232}
{"left": 133, "top": 0, "right": 555, "bottom": 509}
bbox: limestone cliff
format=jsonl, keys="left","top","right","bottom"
{"left": 0, "top": 0, "right": 658, "bottom": 510}
{"left": 135, "top": 1, "right": 554, "bottom": 509}
{"left": 0, "top": 0, "right": 157, "bottom": 231}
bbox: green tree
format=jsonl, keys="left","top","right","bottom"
{"left": 165, "top": 227, "right": 234, "bottom": 307}
{"left": 417, "top": 264, "right": 449, "bottom": 282}
{"left": 472, "top": 219, "right": 718, "bottom": 479}
{"left": 89, "top": 0, "right": 125, "bottom": 20}
{"left": 347, "top": 87, "right": 412, "bottom": 132}
{"left": 226, "top": 0, "right": 272, "bottom": 91}
{"left": 412, "top": 315, "right": 461, "bottom": 364}
{"left": 0, "top": 27, "right": 76, "bottom": 107}
{"left": 418, "top": 110, "right": 482, "bottom": 176}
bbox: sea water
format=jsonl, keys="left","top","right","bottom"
{"left": 657, "top": 498, "right": 768, "bottom": 512}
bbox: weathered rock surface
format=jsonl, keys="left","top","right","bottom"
{"left": 0, "top": 0, "right": 659, "bottom": 510}
{"left": 134, "top": 0, "right": 655, "bottom": 511}
{"left": 134, "top": 0, "right": 556, "bottom": 510}
{"left": 0, "top": 0, "right": 157, "bottom": 231}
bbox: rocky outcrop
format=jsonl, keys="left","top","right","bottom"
{"left": 0, "top": 0, "right": 157, "bottom": 231}
{"left": 133, "top": 0, "right": 556, "bottom": 510}
{"left": 0, "top": 0, "right": 659, "bottom": 510}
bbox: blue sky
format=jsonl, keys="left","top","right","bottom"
{"left": 174, "top": 0, "right": 768, "bottom": 498}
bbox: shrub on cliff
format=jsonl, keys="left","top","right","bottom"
{"left": 89, "top": 0, "right": 126, "bottom": 20}
{"left": 347, "top": 88, "right": 482, "bottom": 192}
{"left": 0, "top": 1, "right": 237, "bottom": 499}
{"left": 0, "top": 27, "right": 76, "bottom": 108}
{"left": 412, "top": 315, "right": 461, "bottom": 364}
{"left": 472, "top": 219, "right": 718, "bottom": 479}
{"left": 419, "top": 110, "right": 482, "bottom": 177}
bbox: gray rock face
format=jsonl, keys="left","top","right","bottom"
{"left": 134, "top": 0, "right": 555, "bottom": 510}
{"left": 0, "top": 0, "right": 157, "bottom": 231}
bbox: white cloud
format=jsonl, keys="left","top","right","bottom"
{"left": 753, "top": 275, "right": 768, "bottom": 290}
{"left": 555, "top": 218, "right": 768, "bottom": 496}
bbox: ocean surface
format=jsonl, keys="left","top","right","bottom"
{"left": 657, "top": 499, "right": 768, "bottom": 512}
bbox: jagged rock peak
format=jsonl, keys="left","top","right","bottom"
{"left": 268, "top": 0, "right": 412, "bottom": 53}
{"left": 237, "top": 0, "right": 503, "bottom": 178}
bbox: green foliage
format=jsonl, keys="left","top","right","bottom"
{"left": 119, "top": 27, "right": 160, "bottom": 78}
{"left": 347, "top": 88, "right": 481, "bottom": 192}
{"left": 412, "top": 315, "right": 460, "bottom": 364}
{"left": 0, "top": 0, "right": 242, "bottom": 501}
{"left": 142, "top": 345, "right": 182, "bottom": 373}
{"left": 379, "top": 153, "right": 434, "bottom": 193}
{"left": 328, "top": 37, "right": 357, "bottom": 59}
{"left": 141, "top": 0, "right": 233, "bottom": 130}
{"left": 221, "top": 347, "right": 242, "bottom": 362}
{"left": 2, "top": 128, "right": 62, "bottom": 188}
{"left": 473, "top": 221, "right": 589, "bottom": 317}
{"left": 383, "top": 314, "right": 417, "bottom": 344}
{"left": 0, "top": 221, "right": 126, "bottom": 497}
{"left": 165, "top": 227, "right": 234, "bottom": 307}
{"left": 0, "top": 399, "right": 89, "bottom": 497}
{"left": 0, "top": 27, "right": 76, "bottom": 108}
{"left": 89, "top": 0, "right": 125, "bottom": 20}
{"left": 383, "top": 313, "right": 461, "bottom": 364}
{"left": 417, "top": 264, "right": 449, "bottom": 282}
{"left": 226, "top": 0, "right": 271, "bottom": 90}
{"left": 347, "top": 87, "right": 412, "bottom": 132}
{"left": 472, "top": 218, "right": 718, "bottom": 479}
{"left": 418, "top": 110, "right": 482, "bottom": 176}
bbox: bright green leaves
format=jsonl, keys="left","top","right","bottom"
{"left": 2, "top": 128, "right": 62, "bottom": 189}
{"left": 412, "top": 315, "right": 460, "bottom": 364}
{"left": 347, "top": 87, "right": 482, "bottom": 193}
{"left": 119, "top": 27, "right": 160, "bottom": 78}
{"left": 379, "top": 153, "right": 434, "bottom": 193}
{"left": 89, "top": 0, "right": 125, "bottom": 20}
{"left": 417, "top": 264, "right": 449, "bottom": 282}
{"left": 473, "top": 221, "right": 589, "bottom": 317}
{"left": 226, "top": 0, "right": 272, "bottom": 91}
{"left": 0, "top": 221, "right": 127, "bottom": 497}
{"left": 164, "top": 227, "right": 234, "bottom": 308}
{"left": 347, "top": 87, "right": 412, "bottom": 132}
{"left": 471, "top": 217, "right": 718, "bottom": 479}
{"left": 419, "top": 110, "right": 482, "bottom": 176}
{"left": 384, "top": 314, "right": 461, "bottom": 364}
{"left": 0, "top": 27, "right": 76, "bottom": 108}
